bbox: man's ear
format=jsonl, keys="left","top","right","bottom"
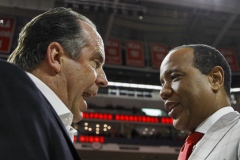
{"left": 46, "top": 42, "right": 64, "bottom": 73}
{"left": 208, "top": 66, "right": 224, "bottom": 92}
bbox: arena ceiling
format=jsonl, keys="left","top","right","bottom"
{"left": 1, "top": 0, "right": 240, "bottom": 89}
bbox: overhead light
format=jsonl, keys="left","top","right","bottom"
{"left": 231, "top": 88, "right": 240, "bottom": 92}
{"left": 141, "top": 108, "right": 163, "bottom": 116}
{"left": 138, "top": 11, "right": 144, "bottom": 20}
{"left": 108, "top": 81, "right": 240, "bottom": 93}
{"left": 231, "top": 94, "right": 237, "bottom": 104}
{"left": 108, "top": 81, "right": 161, "bottom": 90}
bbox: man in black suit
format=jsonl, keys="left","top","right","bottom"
{"left": 0, "top": 60, "right": 80, "bottom": 159}
{"left": 2, "top": 7, "right": 108, "bottom": 159}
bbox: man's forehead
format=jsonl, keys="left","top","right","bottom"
{"left": 164, "top": 48, "right": 194, "bottom": 63}
{"left": 160, "top": 47, "right": 194, "bottom": 71}
{"left": 170, "top": 47, "right": 193, "bottom": 57}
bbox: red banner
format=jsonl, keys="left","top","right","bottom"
{"left": 105, "top": 39, "right": 122, "bottom": 65}
{"left": 125, "top": 40, "right": 144, "bottom": 67}
{"left": 218, "top": 47, "right": 239, "bottom": 71}
{"left": 0, "top": 16, "right": 16, "bottom": 54}
{"left": 150, "top": 43, "right": 168, "bottom": 69}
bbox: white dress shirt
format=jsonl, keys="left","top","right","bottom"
{"left": 26, "top": 72, "right": 77, "bottom": 142}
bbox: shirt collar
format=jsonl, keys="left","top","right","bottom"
{"left": 196, "top": 106, "right": 234, "bottom": 134}
{"left": 26, "top": 72, "right": 72, "bottom": 117}
{"left": 26, "top": 72, "right": 77, "bottom": 142}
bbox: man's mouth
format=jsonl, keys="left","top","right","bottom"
{"left": 165, "top": 102, "right": 180, "bottom": 112}
{"left": 82, "top": 92, "right": 92, "bottom": 98}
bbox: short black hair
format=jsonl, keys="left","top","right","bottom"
{"left": 8, "top": 7, "right": 96, "bottom": 71}
{"left": 172, "top": 44, "right": 231, "bottom": 97}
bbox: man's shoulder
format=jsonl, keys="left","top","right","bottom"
{"left": 0, "top": 60, "right": 33, "bottom": 84}
{"left": 0, "top": 60, "right": 54, "bottom": 117}
{"left": 0, "top": 59, "right": 21, "bottom": 71}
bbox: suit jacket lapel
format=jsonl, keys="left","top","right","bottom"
{"left": 189, "top": 111, "right": 239, "bottom": 160}
{"left": 42, "top": 94, "right": 81, "bottom": 160}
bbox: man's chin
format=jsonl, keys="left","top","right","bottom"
{"left": 73, "top": 112, "right": 83, "bottom": 123}
{"left": 173, "top": 119, "right": 182, "bottom": 130}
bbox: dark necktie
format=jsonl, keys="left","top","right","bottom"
{"left": 177, "top": 132, "right": 204, "bottom": 160}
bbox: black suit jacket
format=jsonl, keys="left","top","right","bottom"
{"left": 0, "top": 60, "right": 81, "bottom": 160}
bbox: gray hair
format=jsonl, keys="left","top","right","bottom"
{"left": 8, "top": 7, "right": 96, "bottom": 71}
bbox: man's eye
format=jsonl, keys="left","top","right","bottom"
{"left": 171, "top": 74, "right": 181, "bottom": 80}
{"left": 94, "top": 60, "right": 101, "bottom": 68}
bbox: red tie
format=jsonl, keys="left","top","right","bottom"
{"left": 178, "top": 132, "right": 204, "bottom": 160}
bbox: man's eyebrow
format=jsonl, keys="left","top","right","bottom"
{"left": 164, "top": 68, "right": 181, "bottom": 75}
{"left": 160, "top": 68, "right": 182, "bottom": 82}
{"left": 94, "top": 52, "right": 104, "bottom": 64}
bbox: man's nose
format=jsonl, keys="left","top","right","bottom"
{"left": 160, "top": 84, "right": 173, "bottom": 100}
{"left": 96, "top": 71, "right": 108, "bottom": 87}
